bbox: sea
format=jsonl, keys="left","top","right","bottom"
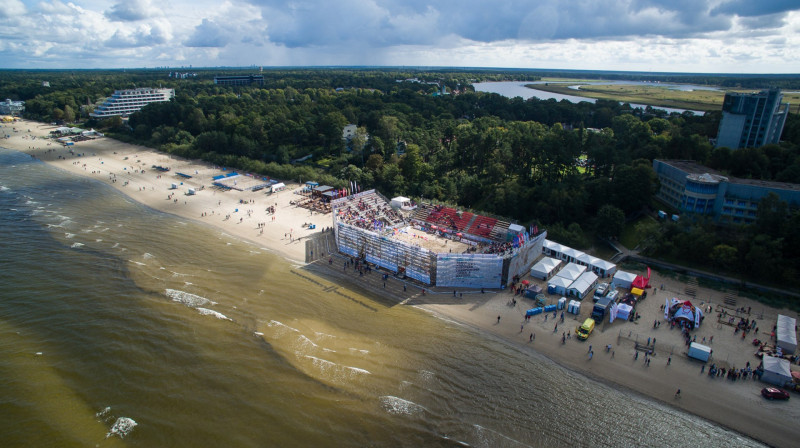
{"left": 0, "top": 145, "right": 761, "bottom": 447}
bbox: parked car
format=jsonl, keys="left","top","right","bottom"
{"left": 761, "top": 387, "right": 790, "bottom": 400}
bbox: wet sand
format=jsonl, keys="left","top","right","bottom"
{"left": 5, "top": 120, "right": 799, "bottom": 447}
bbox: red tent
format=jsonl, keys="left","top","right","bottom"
{"left": 632, "top": 266, "right": 651, "bottom": 289}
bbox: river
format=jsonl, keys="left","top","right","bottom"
{"left": 473, "top": 81, "right": 706, "bottom": 115}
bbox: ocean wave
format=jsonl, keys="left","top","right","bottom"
{"left": 129, "top": 260, "right": 146, "bottom": 266}
{"left": 196, "top": 308, "right": 231, "bottom": 320}
{"left": 348, "top": 348, "right": 370, "bottom": 355}
{"left": 165, "top": 289, "right": 217, "bottom": 308}
{"left": 106, "top": 417, "right": 137, "bottom": 439}
{"left": 70, "top": 243, "right": 84, "bottom": 248}
{"left": 0, "top": 185, "right": 9, "bottom": 191}
{"left": 142, "top": 252, "right": 155, "bottom": 259}
{"left": 64, "top": 233, "right": 75, "bottom": 239}
{"left": 267, "top": 320, "right": 300, "bottom": 334}
{"left": 380, "top": 396, "right": 426, "bottom": 416}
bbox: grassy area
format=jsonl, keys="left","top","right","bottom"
{"left": 529, "top": 82, "right": 800, "bottom": 112}
{"left": 619, "top": 215, "right": 655, "bottom": 249}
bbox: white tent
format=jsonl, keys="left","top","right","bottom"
{"left": 776, "top": 314, "right": 797, "bottom": 354}
{"left": 547, "top": 276, "right": 573, "bottom": 296}
{"left": 561, "top": 247, "right": 585, "bottom": 264}
{"left": 761, "top": 356, "right": 792, "bottom": 386}
{"left": 613, "top": 270, "right": 637, "bottom": 290}
{"left": 530, "top": 257, "right": 563, "bottom": 280}
{"left": 543, "top": 239, "right": 566, "bottom": 257}
{"left": 568, "top": 271, "right": 599, "bottom": 299}
{"left": 390, "top": 196, "right": 416, "bottom": 210}
{"left": 591, "top": 259, "right": 617, "bottom": 278}
{"left": 555, "top": 262, "right": 586, "bottom": 283}
{"left": 270, "top": 182, "right": 286, "bottom": 193}
{"left": 615, "top": 303, "right": 633, "bottom": 321}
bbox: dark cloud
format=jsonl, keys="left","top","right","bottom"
{"left": 184, "top": 19, "right": 231, "bottom": 47}
{"left": 105, "top": 0, "right": 156, "bottom": 22}
{"left": 711, "top": 0, "right": 800, "bottom": 17}
{"left": 250, "top": 0, "right": 800, "bottom": 47}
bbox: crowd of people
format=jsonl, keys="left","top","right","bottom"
{"left": 333, "top": 192, "right": 405, "bottom": 231}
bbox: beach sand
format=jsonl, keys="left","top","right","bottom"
{"left": 5, "top": 120, "right": 799, "bottom": 447}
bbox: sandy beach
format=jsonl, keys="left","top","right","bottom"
{"left": 5, "top": 119, "right": 799, "bottom": 447}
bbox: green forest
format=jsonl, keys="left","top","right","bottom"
{"left": 2, "top": 68, "right": 800, "bottom": 291}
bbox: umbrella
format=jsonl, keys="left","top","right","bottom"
{"left": 521, "top": 280, "right": 530, "bottom": 285}
{"left": 456, "top": 233, "right": 462, "bottom": 236}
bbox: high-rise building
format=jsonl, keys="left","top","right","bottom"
{"left": 90, "top": 88, "right": 175, "bottom": 119}
{"left": 715, "top": 88, "right": 789, "bottom": 149}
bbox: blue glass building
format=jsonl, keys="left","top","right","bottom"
{"left": 653, "top": 159, "right": 800, "bottom": 225}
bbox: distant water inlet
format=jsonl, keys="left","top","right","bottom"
{"left": 0, "top": 146, "right": 762, "bottom": 447}
{"left": 473, "top": 81, "right": 705, "bottom": 115}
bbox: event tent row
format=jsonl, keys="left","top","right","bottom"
{"left": 543, "top": 240, "right": 617, "bottom": 278}
{"left": 776, "top": 314, "right": 797, "bottom": 355}
{"left": 546, "top": 262, "right": 599, "bottom": 300}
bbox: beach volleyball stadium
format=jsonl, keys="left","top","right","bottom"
{"left": 331, "top": 189, "right": 546, "bottom": 289}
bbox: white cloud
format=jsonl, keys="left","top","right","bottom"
{"left": 0, "top": 0, "right": 797, "bottom": 72}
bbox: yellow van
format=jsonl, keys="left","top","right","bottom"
{"left": 576, "top": 318, "right": 595, "bottom": 340}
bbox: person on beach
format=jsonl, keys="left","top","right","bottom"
{"left": 497, "top": 315, "right": 501, "bottom": 323}
{"left": 675, "top": 389, "right": 681, "bottom": 398}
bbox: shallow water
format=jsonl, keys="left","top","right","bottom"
{"left": 0, "top": 146, "right": 761, "bottom": 447}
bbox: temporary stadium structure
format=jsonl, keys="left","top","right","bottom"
{"left": 332, "top": 189, "right": 546, "bottom": 288}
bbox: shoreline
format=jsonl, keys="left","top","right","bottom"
{"left": 4, "top": 119, "right": 799, "bottom": 447}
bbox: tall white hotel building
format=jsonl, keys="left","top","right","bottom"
{"left": 90, "top": 88, "right": 174, "bottom": 118}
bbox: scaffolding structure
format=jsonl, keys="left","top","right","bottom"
{"left": 435, "top": 253, "right": 503, "bottom": 288}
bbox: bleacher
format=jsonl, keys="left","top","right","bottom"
{"left": 333, "top": 190, "right": 405, "bottom": 232}
{"left": 466, "top": 215, "right": 497, "bottom": 238}
{"left": 490, "top": 221, "right": 510, "bottom": 241}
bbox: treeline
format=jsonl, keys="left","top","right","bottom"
{"left": 1, "top": 68, "right": 799, "bottom": 287}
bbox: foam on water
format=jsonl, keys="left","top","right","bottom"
{"left": 165, "top": 288, "right": 217, "bottom": 308}
{"left": 196, "top": 308, "right": 231, "bottom": 320}
{"left": 70, "top": 243, "right": 84, "bottom": 248}
{"left": 380, "top": 396, "right": 426, "bottom": 416}
{"left": 142, "top": 252, "right": 155, "bottom": 259}
{"left": 0, "top": 185, "right": 9, "bottom": 191}
{"left": 111, "top": 243, "right": 119, "bottom": 248}
{"left": 297, "top": 334, "right": 318, "bottom": 349}
{"left": 65, "top": 233, "right": 75, "bottom": 239}
{"left": 95, "top": 239, "right": 103, "bottom": 242}
{"left": 348, "top": 347, "right": 370, "bottom": 355}
{"left": 129, "top": 260, "right": 146, "bottom": 266}
{"left": 106, "top": 417, "right": 137, "bottom": 439}
{"left": 95, "top": 406, "right": 111, "bottom": 419}
{"left": 268, "top": 320, "right": 300, "bottom": 334}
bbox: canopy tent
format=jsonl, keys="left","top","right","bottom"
{"left": 631, "top": 287, "right": 644, "bottom": 297}
{"left": 523, "top": 284, "right": 543, "bottom": 298}
{"left": 390, "top": 196, "right": 416, "bottom": 210}
{"left": 555, "top": 262, "right": 586, "bottom": 282}
{"left": 270, "top": 182, "right": 286, "bottom": 193}
{"left": 530, "top": 256, "right": 563, "bottom": 280}
{"left": 761, "top": 356, "right": 792, "bottom": 386}
{"left": 615, "top": 303, "right": 633, "bottom": 321}
{"left": 776, "top": 314, "right": 797, "bottom": 354}
{"left": 669, "top": 300, "right": 704, "bottom": 329}
{"left": 612, "top": 270, "right": 636, "bottom": 290}
{"left": 631, "top": 267, "right": 651, "bottom": 289}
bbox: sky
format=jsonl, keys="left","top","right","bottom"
{"left": 1, "top": 0, "right": 799, "bottom": 73}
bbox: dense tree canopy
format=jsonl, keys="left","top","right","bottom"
{"left": 2, "top": 68, "right": 799, "bottom": 288}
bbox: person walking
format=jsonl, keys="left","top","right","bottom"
{"left": 675, "top": 389, "right": 681, "bottom": 398}
{"left": 497, "top": 315, "right": 501, "bottom": 324}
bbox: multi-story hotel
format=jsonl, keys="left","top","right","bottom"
{"left": 715, "top": 89, "right": 789, "bottom": 149}
{"left": 653, "top": 159, "right": 800, "bottom": 225}
{"left": 90, "top": 88, "right": 175, "bottom": 118}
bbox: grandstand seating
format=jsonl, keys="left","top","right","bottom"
{"left": 466, "top": 215, "right": 497, "bottom": 238}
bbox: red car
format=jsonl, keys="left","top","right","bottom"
{"left": 761, "top": 387, "right": 790, "bottom": 400}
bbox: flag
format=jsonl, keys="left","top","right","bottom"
{"left": 646, "top": 266, "right": 651, "bottom": 280}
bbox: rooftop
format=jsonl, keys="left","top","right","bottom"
{"left": 657, "top": 159, "right": 800, "bottom": 192}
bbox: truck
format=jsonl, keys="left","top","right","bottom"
{"left": 592, "top": 296, "right": 614, "bottom": 322}
{"left": 593, "top": 282, "right": 609, "bottom": 301}
{"left": 576, "top": 318, "right": 595, "bottom": 340}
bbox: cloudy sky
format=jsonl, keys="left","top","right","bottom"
{"left": 1, "top": 0, "right": 799, "bottom": 73}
